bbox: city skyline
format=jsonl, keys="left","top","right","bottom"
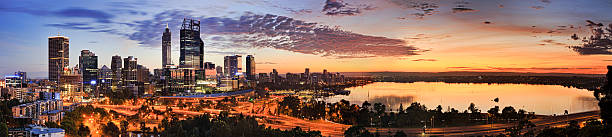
{"left": 1, "top": 0, "right": 612, "bottom": 78}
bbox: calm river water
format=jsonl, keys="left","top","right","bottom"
{"left": 319, "top": 82, "right": 599, "bottom": 115}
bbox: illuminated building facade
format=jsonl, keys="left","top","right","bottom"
{"left": 246, "top": 55, "right": 256, "bottom": 80}
{"left": 162, "top": 24, "right": 172, "bottom": 68}
{"left": 224, "top": 55, "right": 242, "bottom": 79}
{"left": 48, "top": 36, "right": 69, "bottom": 83}
{"left": 122, "top": 56, "right": 138, "bottom": 96}
{"left": 79, "top": 50, "right": 98, "bottom": 93}
{"left": 180, "top": 18, "right": 205, "bottom": 91}
{"left": 111, "top": 55, "right": 122, "bottom": 91}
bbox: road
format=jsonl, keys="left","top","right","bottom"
{"left": 89, "top": 98, "right": 599, "bottom": 137}
{"left": 91, "top": 97, "right": 350, "bottom": 137}
{"left": 367, "top": 111, "right": 600, "bottom": 136}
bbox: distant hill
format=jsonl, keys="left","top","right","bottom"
{"left": 340, "top": 71, "right": 605, "bottom": 78}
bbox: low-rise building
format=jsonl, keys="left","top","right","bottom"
{"left": 12, "top": 99, "right": 63, "bottom": 124}
{"left": 8, "top": 125, "right": 65, "bottom": 137}
{"left": 30, "top": 125, "right": 65, "bottom": 137}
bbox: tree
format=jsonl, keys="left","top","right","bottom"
{"left": 501, "top": 106, "right": 517, "bottom": 121}
{"left": 594, "top": 66, "right": 612, "bottom": 126}
{"left": 488, "top": 106, "right": 500, "bottom": 116}
{"left": 435, "top": 105, "right": 443, "bottom": 114}
{"left": 120, "top": 120, "right": 129, "bottom": 134}
{"left": 77, "top": 124, "right": 90, "bottom": 137}
{"left": 0, "top": 122, "right": 7, "bottom": 137}
{"left": 468, "top": 103, "right": 479, "bottom": 114}
{"left": 140, "top": 121, "right": 151, "bottom": 133}
{"left": 344, "top": 126, "right": 373, "bottom": 137}
{"left": 102, "top": 121, "right": 120, "bottom": 137}
{"left": 45, "top": 121, "right": 60, "bottom": 128}
{"left": 393, "top": 131, "right": 407, "bottom": 137}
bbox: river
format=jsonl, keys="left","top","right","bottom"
{"left": 319, "top": 82, "right": 599, "bottom": 115}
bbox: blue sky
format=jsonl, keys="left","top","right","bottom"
{"left": 1, "top": 0, "right": 612, "bottom": 78}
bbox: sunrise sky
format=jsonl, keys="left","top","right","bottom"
{"left": 1, "top": 0, "right": 611, "bottom": 78}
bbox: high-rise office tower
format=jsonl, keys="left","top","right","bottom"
{"left": 111, "top": 55, "right": 122, "bottom": 89}
{"left": 98, "top": 65, "right": 113, "bottom": 92}
{"left": 224, "top": 55, "right": 242, "bottom": 78}
{"left": 162, "top": 24, "right": 172, "bottom": 68}
{"left": 122, "top": 56, "right": 138, "bottom": 96}
{"left": 272, "top": 69, "right": 279, "bottom": 83}
{"left": 122, "top": 56, "right": 138, "bottom": 84}
{"left": 179, "top": 19, "right": 204, "bottom": 69}
{"left": 216, "top": 66, "right": 223, "bottom": 77}
{"left": 180, "top": 19, "right": 205, "bottom": 89}
{"left": 79, "top": 50, "right": 98, "bottom": 89}
{"left": 246, "top": 55, "right": 256, "bottom": 80}
{"left": 204, "top": 62, "right": 216, "bottom": 79}
{"left": 48, "top": 36, "right": 69, "bottom": 82}
{"left": 111, "top": 55, "right": 122, "bottom": 72}
{"left": 606, "top": 65, "right": 612, "bottom": 85}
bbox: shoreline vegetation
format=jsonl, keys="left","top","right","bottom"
{"left": 278, "top": 96, "right": 535, "bottom": 128}
{"left": 342, "top": 71, "right": 605, "bottom": 91}
{"left": 364, "top": 75, "right": 604, "bottom": 91}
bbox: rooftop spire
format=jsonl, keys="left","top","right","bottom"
{"left": 166, "top": 23, "right": 169, "bottom": 29}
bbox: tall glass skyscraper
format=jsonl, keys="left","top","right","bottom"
{"left": 179, "top": 18, "right": 204, "bottom": 69}
{"left": 180, "top": 18, "right": 205, "bottom": 90}
{"left": 79, "top": 50, "right": 98, "bottom": 92}
{"left": 48, "top": 36, "right": 69, "bottom": 82}
{"left": 246, "top": 55, "right": 256, "bottom": 80}
{"left": 162, "top": 24, "right": 172, "bottom": 68}
{"left": 111, "top": 55, "right": 122, "bottom": 89}
{"left": 224, "top": 55, "right": 242, "bottom": 79}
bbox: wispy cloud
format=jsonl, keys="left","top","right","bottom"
{"left": 539, "top": 39, "right": 566, "bottom": 46}
{"left": 322, "top": 0, "right": 375, "bottom": 16}
{"left": 530, "top": 6, "right": 545, "bottom": 10}
{"left": 53, "top": 7, "right": 115, "bottom": 23}
{"left": 569, "top": 20, "right": 612, "bottom": 55}
{"left": 206, "top": 51, "right": 248, "bottom": 55}
{"left": 0, "top": 7, "right": 115, "bottom": 23}
{"left": 257, "top": 62, "right": 277, "bottom": 65}
{"left": 447, "top": 66, "right": 596, "bottom": 71}
{"left": 411, "top": 59, "right": 437, "bottom": 61}
{"left": 452, "top": 1, "right": 478, "bottom": 13}
{"left": 123, "top": 10, "right": 424, "bottom": 58}
{"left": 389, "top": 0, "right": 439, "bottom": 19}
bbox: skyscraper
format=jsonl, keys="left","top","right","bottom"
{"left": 111, "top": 55, "right": 122, "bottom": 90}
{"left": 122, "top": 56, "right": 138, "bottom": 84}
{"left": 180, "top": 19, "right": 204, "bottom": 69}
{"left": 48, "top": 36, "right": 69, "bottom": 82}
{"left": 162, "top": 24, "right": 172, "bottom": 68}
{"left": 180, "top": 19, "right": 205, "bottom": 89}
{"left": 98, "top": 65, "right": 112, "bottom": 93}
{"left": 79, "top": 50, "right": 98, "bottom": 92}
{"left": 204, "top": 62, "right": 217, "bottom": 81}
{"left": 122, "top": 56, "right": 138, "bottom": 95}
{"left": 216, "top": 66, "right": 223, "bottom": 77}
{"left": 224, "top": 55, "right": 242, "bottom": 78}
{"left": 246, "top": 55, "right": 256, "bottom": 80}
{"left": 111, "top": 55, "right": 122, "bottom": 72}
